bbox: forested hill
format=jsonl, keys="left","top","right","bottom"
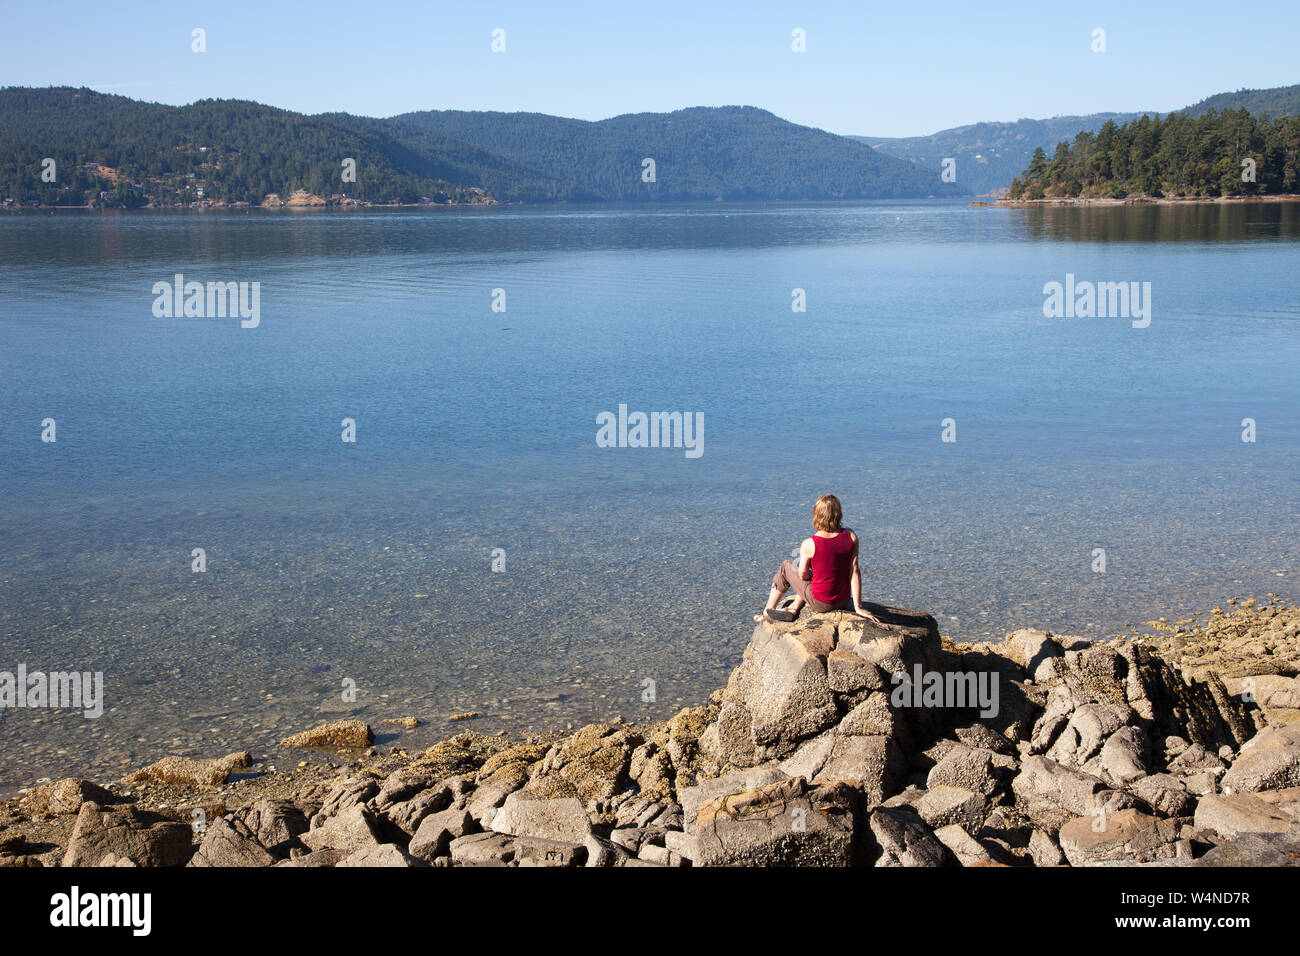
{"left": 1183, "top": 84, "right": 1300, "bottom": 119}
{"left": 856, "top": 82, "right": 1300, "bottom": 197}
{"left": 0, "top": 87, "right": 578, "bottom": 207}
{"left": 852, "top": 114, "right": 1147, "bottom": 197}
{"left": 393, "top": 106, "right": 964, "bottom": 201}
{"left": 1006, "top": 108, "right": 1300, "bottom": 199}
{"left": 0, "top": 89, "right": 961, "bottom": 208}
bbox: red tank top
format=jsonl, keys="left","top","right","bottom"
{"left": 810, "top": 530, "right": 854, "bottom": 605}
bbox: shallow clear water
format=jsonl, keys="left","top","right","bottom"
{"left": 1, "top": 200, "right": 1298, "bottom": 792}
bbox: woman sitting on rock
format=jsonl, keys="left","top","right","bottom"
{"left": 754, "top": 494, "right": 881, "bottom": 624}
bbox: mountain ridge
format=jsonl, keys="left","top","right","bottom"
{"left": 855, "top": 82, "right": 1300, "bottom": 196}
{"left": 0, "top": 88, "right": 961, "bottom": 208}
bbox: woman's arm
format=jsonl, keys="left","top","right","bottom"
{"left": 849, "top": 533, "right": 881, "bottom": 623}
{"left": 798, "top": 537, "right": 814, "bottom": 579}
{"left": 797, "top": 537, "right": 814, "bottom": 579}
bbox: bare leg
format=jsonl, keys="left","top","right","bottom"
{"left": 754, "top": 584, "right": 786, "bottom": 623}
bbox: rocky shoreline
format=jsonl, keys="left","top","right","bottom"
{"left": 3, "top": 597, "right": 1298, "bottom": 868}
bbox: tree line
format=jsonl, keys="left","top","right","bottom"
{"left": 0, "top": 88, "right": 546, "bottom": 207}
{"left": 1008, "top": 108, "right": 1300, "bottom": 199}
{"left": 2, "top": 88, "right": 962, "bottom": 209}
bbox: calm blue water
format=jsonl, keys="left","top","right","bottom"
{"left": 1, "top": 200, "right": 1298, "bottom": 791}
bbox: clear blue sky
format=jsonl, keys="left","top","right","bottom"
{"left": 2, "top": 0, "right": 1296, "bottom": 137}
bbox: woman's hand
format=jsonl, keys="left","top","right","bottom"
{"left": 855, "top": 606, "right": 882, "bottom": 625}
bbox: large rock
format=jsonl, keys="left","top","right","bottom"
{"left": 1129, "top": 774, "right": 1196, "bottom": 817}
{"left": 1227, "top": 674, "right": 1300, "bottom": 711}
{"left": 187, "top": 816, "right": 274, "bottom": 867}
{"left": 999, "top": 629, "right": 1066, "bottom": 682}
{"left": 704, "top": 607, "right": 942, "bottom": 769}
{"left": 678, "top": 767, "right": 788, "bottom": 827}
{"left": 299, "top": 804, "right": 384, "bottom": 854}
{"left": 525, "top": 724, "right": 639, "bottom": 806}
{"left": 1193, "top": 832, "right": 1300, "bottom": 867}
{"left": 826, "top": 650, "right": 886, "bottom": 696}
{"left": 932, "top": 823, "right": 996, "bottom": 866}
{"left": 489, "top": 791, "right": 593, "bottom": 843}
{"left": 1011, "top": 756, "right": 1134, "bottom": 830}
{"left": 709, "top": 622, "right": 839, "bottom": 763}
{"left": 1043, "top": 699, "right": 1130, "bottom": 768}
{"left": 1094, "top": 726, "right": 1151, "bottom": 785}
{"left": 916, "top": 786, "right": 987, "bottom": 831}
{"left": 1221, "top": 725, "right": 1300, "bottom": 794}
{"left": 780, "top": 734, "right": 904, "bottom": 806}
{"left": 449, "top": 832, "right": 516, "bottom": 866}
{"left": 1194, "top": 788, "right": 1300, "bottom": 839}
{"left": 373, "top": 769, "right": 441, "bottom": 810}
{"left": 927, "top": 745, "right": 1015, "bottom": 798}
{"left": 515, "top": 837, "right": 589, "bottom": 867}
{"left": 1058, "top": 809, "right": 1188, "bottom": 865}
{"left": 1078, "top": 643, "right": 1251, "bottom": 750}
{"left": 694, "top": 777, "right": 857, "bottom": 866}
{"left": 837, "top": 693, "right": 904, "bottom": 740}
{"left": 24, "top": 778, "right": 114, "bottom": 815}
{"left": 945, "top": 639, "right": 1046, "bottom": 743}
{"left": 337, "top": 844, "right": 416, "bottom": 867}
{"left": 383, "top": 784, "right": 454, "bottom": 836}
{"left": 867, "top": 806, "right": 954, "bottom": 867}
{"left": 645, "top": 704, "right": 719, "bottom": 790}
{"left": 409, "top": 809, "right": 476, "bottom": 861}
{"left": 63, "top": 803, "right": 195, "bottom": 867}
{"left": 234, "top": 798, "right": 308, "bottom": 854}
{"left": 310, "top": 777, "right": 379, "bottom": 829}
{"left": 1031, "top": 643, "right": 1251, "bottom": 767}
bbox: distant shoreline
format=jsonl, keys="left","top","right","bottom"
{"left": 0, "top": 200, "right": 509, "bottom": 213}
{"left": 0, "top": 197, "right": 961, "bottom": 213}
{"left": 994, "top": 194, "right": 1300, "bottom": 207}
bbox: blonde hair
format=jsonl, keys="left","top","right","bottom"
{"left": 812, "top": 494, "right": 842, "bottom": 533}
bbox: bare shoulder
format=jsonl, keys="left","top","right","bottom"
{"left": 846, "top": 528, "right": 859, "bottom": 545}
{"left": 800, "top": 536, "right": 815, "bottom": 554}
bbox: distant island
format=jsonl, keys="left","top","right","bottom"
{"left": 1003, "top": 107, "right": 1300, "bottom": 202}
{"left": 0, "top": 88, "right": 962, "bottom": 210}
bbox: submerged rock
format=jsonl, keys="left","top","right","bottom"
{"left": 281, "top": 720, "right": 374, "bottom": 750}
{"left": 128, "top": 752, "right": 252, "bottom": 787}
